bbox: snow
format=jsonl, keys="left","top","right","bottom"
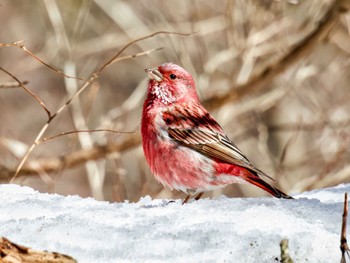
{"left": 0, "top": 184, "right": 348, "bottom": 263}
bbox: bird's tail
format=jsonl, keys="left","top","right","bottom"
{"left": 244, "top": 173, "right": 293, "bottom": 199}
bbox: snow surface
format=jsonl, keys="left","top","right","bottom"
{"left": 0, "top": 184, "right": 348, "bottom": 263}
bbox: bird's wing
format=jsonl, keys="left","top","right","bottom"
{"left": 162, "top": 103, "right": 274, "bottom": 181}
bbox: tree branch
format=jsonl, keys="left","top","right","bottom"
{"left": 0, "top": 133, "right": 141, "bottom": 180}
{"left": 340, "top": 192, "right": 350, "bottom": 263}
{"left": 205, "top": 0, "right": 349, "bottom": 111}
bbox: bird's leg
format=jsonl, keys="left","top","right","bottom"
{"left": 182, "top": 192, "right": 204, "bottom": 204}
{"left": 195, "top": 192, "right": 204, "bottom": 201}
{"left": 182, "top": 195, "right": 191, "bottom": 205}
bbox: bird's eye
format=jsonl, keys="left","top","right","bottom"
{"left": 169, "top": 74, "right": 177, "bottom": 80}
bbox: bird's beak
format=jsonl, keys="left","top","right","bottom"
{"left": 145, "top": 68, "right": 163, "bottom": 82}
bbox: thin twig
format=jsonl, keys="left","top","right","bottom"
{"left": 108, "top": 47, "right": 164, "bottom": 65}
{"left": 40, "top": 129, "right": 135, "bottom": 143}
{"left": 341, "top": 192, "right": 350, "bottom": 263}
{"left": 0, "top": 80, "right": 28, "bottom": 88}
{"left": 0, "top": 41, "right": 86, "bottom": 82}
{"left": 0, "top": 67, "right": 51, "bottom": 119}
{"left": 96, "top": 30, "right": 195, "bottom": 74}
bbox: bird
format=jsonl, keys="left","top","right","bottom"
{"left": 141, "top": 63, "right": 292, "bottom": 204}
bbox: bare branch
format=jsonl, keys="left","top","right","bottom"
{"left": 108, "top": 47, "right": 164, "bottom": 65}
{"left": 0, "top": 41, "right": 86, "bottom": 81}
{"left": 0, "top": 133, "right": 141, "bottom": 180}
{"left": 96, "top": 31, "right": 196, "bottom": 74}
{"left": 0, "top": 67, "right": 51, "bottom": 119}
{"left": 40, "top": 129, "right": 135, "bottom": 143}
{"left": 205, "top": 0, "right": 349, "bottom": 111}
{"left": 0, "top": 80, "right": 28, "bottom": 88}
{"left": 341, "top": 192, "right": 350, "bottom": 263}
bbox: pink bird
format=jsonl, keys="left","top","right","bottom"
{"left": 141, "top": 63, "right": 292, "bottom": 203}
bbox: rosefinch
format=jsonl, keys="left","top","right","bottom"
{"left": 141, "top": 63, "right": 292, "bottom": 203}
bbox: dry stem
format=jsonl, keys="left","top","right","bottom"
{"left": 341, "top": 192, "right": 350, "bottom": 263}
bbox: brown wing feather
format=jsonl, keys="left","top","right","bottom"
{"left": 162, "top": 103, "right": 274, "bottom": 181}
{"left": 168, "top": 128, "right": 275, "bottom": 181}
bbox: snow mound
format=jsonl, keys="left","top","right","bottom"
{"left": 0, "top": 184, "right": 348, "bottom": 263}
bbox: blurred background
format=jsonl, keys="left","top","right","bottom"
{"left": 0, "top": 0, "right": 349, "bottom": 202}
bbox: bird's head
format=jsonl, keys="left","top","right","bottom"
{"left": 145, "top": 63, "right": 198, "bottom": 106}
